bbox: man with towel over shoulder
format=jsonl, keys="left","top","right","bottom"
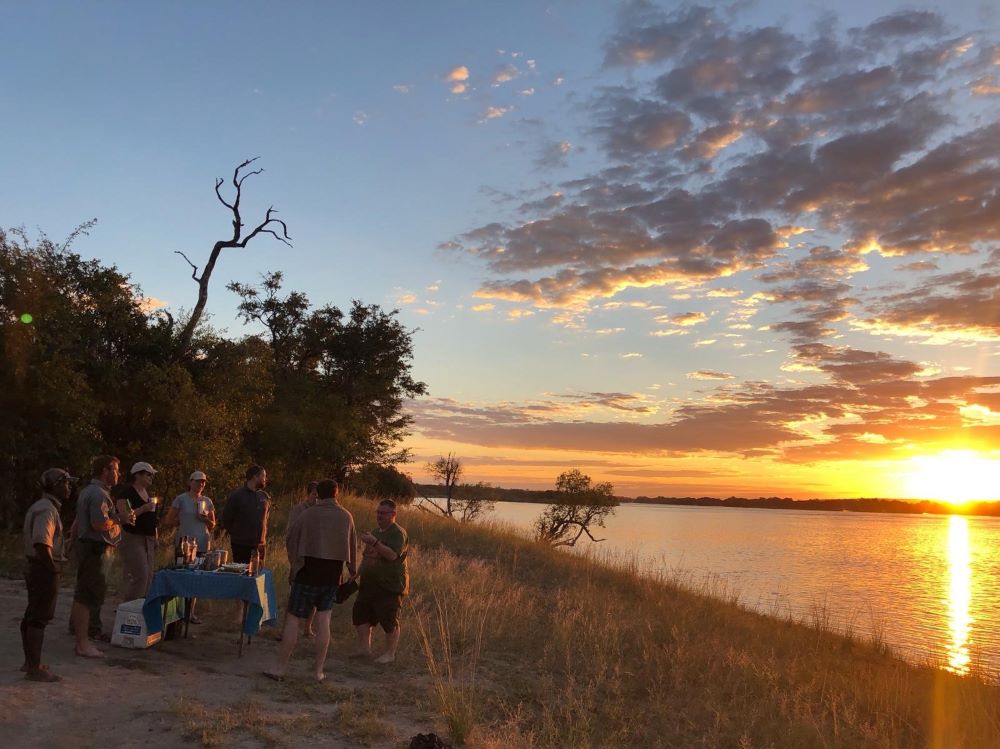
{"left": 265, "top": 478, "right": 357, "bottom": 682}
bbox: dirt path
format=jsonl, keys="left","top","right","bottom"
{"left": 0, "top": 578, "right": 435, "bottom": 749}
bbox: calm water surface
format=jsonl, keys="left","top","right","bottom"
{"left": 485, "top": 501, "right": 1000, "bottom": 678}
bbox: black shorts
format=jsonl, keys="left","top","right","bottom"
{"left": 23, "top": 558, "right": 59, "bottom": 626}
{"left": 231, "top": 543, "right": 266, "bottom": 565}
{"left": 74, "top": 539, "right": 112, "bottom": 608}
{"left": 352, "top": 584, "right": 403, "bottom": 633}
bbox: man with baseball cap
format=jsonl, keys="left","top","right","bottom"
{"left": 21, "top": 467, "right": 77, "bottom": 682}
{"left": 164, "top": 470, "right": 217, "bottom": 555}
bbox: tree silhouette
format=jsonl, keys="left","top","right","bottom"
{"left": 175, "top": 158, "right": 291, "bottom": 353}
{"left": 535, "top": 469, "right": 618, "bottom": 547}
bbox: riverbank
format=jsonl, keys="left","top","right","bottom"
{"left": 2, "top": 494, "right": 999, "bottom": 747}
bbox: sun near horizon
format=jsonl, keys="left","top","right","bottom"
{"left": 900, "top": 450, "right": 1000, "bottom": 507}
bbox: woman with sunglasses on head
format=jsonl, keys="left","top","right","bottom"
{"left": 116, "top": 462, "right": 160, "bottom": 602}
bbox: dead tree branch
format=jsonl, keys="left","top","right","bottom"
{"left": 174, "top": 251, "right": 201, "bottom": 282}
{"left": 176, "top": 158, "right": 292, "bottom": 353}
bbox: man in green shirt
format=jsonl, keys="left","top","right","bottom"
{"left": 353, "top": 499, "right": 408, "bottom": 663}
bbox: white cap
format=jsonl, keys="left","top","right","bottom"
{"left": 130, "top": 461, "right": 158, "bottom": 475}
{"left": 189, "top": 470, "right": 208, "bottom": 482}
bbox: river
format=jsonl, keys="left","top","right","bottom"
{"left": 481, "top": 500, "right": 1000, "bottom": 679}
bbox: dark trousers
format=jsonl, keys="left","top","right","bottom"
{"left": 22, "top": 558, "right": 59, "bottom": 669}
{"left": 231, "top": 543, "right": 266, "bottom": 565}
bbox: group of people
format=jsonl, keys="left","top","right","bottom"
{"left": 265, "top": 479, "right": 409, "bottom": 682}
{"left": 19, "top": 455, "right": 409, "bottom": 684}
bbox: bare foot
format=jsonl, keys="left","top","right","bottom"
{"left": 375, "top": 652, "right": 395, "bottom": 664}
{"left": 315, "top": 672, "right": 326, "bottom": 682}
{"left": 25, "top": 666, "right": 61, "bottom": 683}
{"left": 75, "top": 645, "right": 105, "bottom": 659}
{"left": 262, "top": 671, "right": 285, "bottom": 682}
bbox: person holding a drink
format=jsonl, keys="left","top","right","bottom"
{"left": 164, "top": 470, "right": 217, "bottom": 557}
{"left": 117, "top": 461, "right": 160, "bottom": 602}
{"left": 163, "top": 471, "right": 216, "bottom": 624}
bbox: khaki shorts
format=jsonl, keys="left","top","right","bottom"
{"left": 74, "top": 539, "right": 112, "bottom": 608}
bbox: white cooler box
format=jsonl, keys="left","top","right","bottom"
{"left": 112, "top": 598, "right": 161, "bottom": 649}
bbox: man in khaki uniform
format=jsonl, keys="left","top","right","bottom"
{"left": 21, "top": 467, "right": 76, "bottom": 682}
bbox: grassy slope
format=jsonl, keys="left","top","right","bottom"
{"left": 5, "top": 493, "right": 999, "bottom": 747}
{"left": 334, "top": 495, "right": 1000, "bottom": 748}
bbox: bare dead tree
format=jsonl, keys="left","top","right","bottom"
{"left": 420, "top": 452, "right": 463, "bottom": 517}
{"left": 175, "top": 158, "right": 292, "bottom": 352}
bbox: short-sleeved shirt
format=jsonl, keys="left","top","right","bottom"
{"left": 360, "top": 523, "right": 408, "bottom": 595}
{"left": 23, "top": 494, "right": 66, "bottom": 561}
{"left": 120, "top": 485, "right": 157, "bottom": 536}
{"left": 171, "top": 492, "right": 215, "bottom": 552}
{"left": 76, "top": 479, "right": 121, "bottom": 546}
{"left": 222, "top": 486, "right": 270, "bottom": 547}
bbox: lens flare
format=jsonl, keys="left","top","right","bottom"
{"left": 20, "top": 312, "right": 34, "bottom": 324}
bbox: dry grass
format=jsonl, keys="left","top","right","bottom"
{"left": 176, "top": 696, "right": 321, "bottom": 748}
{"left": 337, "top": 494, "right": 1000, "bottom": 749}
{"left": 5, "top": 493, "right": 997, "bottom": 748}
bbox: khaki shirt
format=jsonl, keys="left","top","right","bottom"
{"left": 23, "top": 494, "right": 66, "bottom": 562}
{"left": 76, "top": 479, "right": 121, "bottom": 546}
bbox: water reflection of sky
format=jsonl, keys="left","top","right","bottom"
{"left": 946, "top": 515, "right": 972, "bottom": 675}
{"left": 481, "top": 501, "right": 1000, "bottom": 678}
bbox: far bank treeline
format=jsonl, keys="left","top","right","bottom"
{"left": 0, "top": 223, "right": 425, "bottom": 528}
{"left": 417, "top": 483, "right": 1000, "bottom": 518}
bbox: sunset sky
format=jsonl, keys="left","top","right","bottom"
{"left": 3, "top": 1, "right": 1000, "bottom": 499}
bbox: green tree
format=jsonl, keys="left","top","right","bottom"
{"left": 349, "top": 464, "right": 416, "bottom": 503}
{"left": 0, "top": 225, "right": 276, "bottom": 525}
{"left": 0, "top": 224, "right": 167, "bottom": 522}
{"left": 228, "top": 272, "right": 427, "bottom": 483}
{"left": 534, "top": 469, "right": 618, "bottom": 547}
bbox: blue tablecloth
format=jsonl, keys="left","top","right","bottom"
{"left": 142, "top": 568, "right": 277, "bottom": 636}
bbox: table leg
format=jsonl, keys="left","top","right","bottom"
{"left": 184, "top": 597, "right": 193, "bottom": 639}
{"left": 238, "top": 600, "right": 249, "bottom": 657}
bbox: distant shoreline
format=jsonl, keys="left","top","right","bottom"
{"left": 415, "top": 484, "right": 1000, "bottom": 518}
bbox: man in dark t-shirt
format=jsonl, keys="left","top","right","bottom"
{"left": 221, "top": 465, "right": 271, "bottom": 564}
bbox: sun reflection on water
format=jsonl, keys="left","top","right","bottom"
{"left": 946, "top": 515, "right": 972, "bottom": 675}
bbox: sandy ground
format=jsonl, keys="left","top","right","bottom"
{"left": 0, "top": 577, "right": 435, "bottom": 749}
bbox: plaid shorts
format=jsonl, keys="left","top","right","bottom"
{"left": 287, "top": 581, "right": 338, "bottom": 618}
